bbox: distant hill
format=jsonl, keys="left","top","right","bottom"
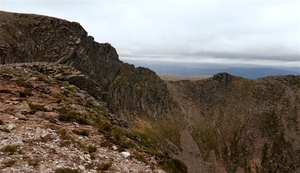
{"left": 158, "top": 74, "right": 210, "bottom": 81}
{"left": 138, "top": 64, "right": 299, "bottom": 79}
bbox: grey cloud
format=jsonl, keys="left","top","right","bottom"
{"left": 186, "top": 52, "right": 300, "bottom": 62}
{"left": 1, "top": 0, "right": 299, "bottom": 67}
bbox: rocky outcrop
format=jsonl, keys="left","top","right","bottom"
{"left": 0, "top": 10, "right": 186, "bottom": 171}
{"left": 0, "top": 11, "right": 183, "bottom": 126}
{"left": 0, "top": 63, "right": 167, "bottom": 172}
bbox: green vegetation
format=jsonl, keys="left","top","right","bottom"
{"left": 28, "top": 103, "right": 45, "bottom": 114}
{"left": 97, "top": 162, "right": 112, "bottom": 171}
{"left": 89, "top": 153, "right": 96, "bottom": 160}
{"left": 19, "top": 89, "right": 33, "bottom": 97}
{"left": 37, "top": 74, "right": 50, "bottom": 84}
{"left": 54, "top": 168, "right": 79, "bottom": 173}
{"left": 57, "top": 107, "right": 89, "bottom": 125}
{"left": 261, "top": 110, "right": 280, "bottom": 136}
{"left": 132, "top": 151, "right": 148, "bottom": 164}
{"left": 98, "top": 122, "right": 112, "bottom": 134}
{"left": 0, "top": 89, "right": 12, "bottom": 93}
{"left": 57, "top": 129, "right": 74, "bottom": 147}
{"left": 1, "top": 145, "right": 18, "bottom": 155}
{"left": 16, "top": 78, "right": 32, "bottom": 88}
{"left": 57, "top": 129, "right": 93, "bottom": 151}
{"left": 50, "top": 93, "right": 65, "bottom": 103}
{"left": 285, "top": 106, "right": 299, "bottom": 132}
{"left": 3, "top": 160, "right": 16, "bottom": 167}
{"left": 28, "top": 158, "right": 39, "bottom": 166}
{"left": 198, "top": 127, "right": 219, "bottom": 158}
{"left": 160, "top": 158, "right": 188, "bottom": 173}
{"left": 72, "top": 129, "right": 89, "bottom": 136}
{"left": 87, "top": 145, "right": 97, "bottom": 153}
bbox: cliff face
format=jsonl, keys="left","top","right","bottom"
{"left": 166, "top": 73, "right": 300, "bottom": 173}
{"left": 0, "top": 11, "right": 182, "bottom": 125}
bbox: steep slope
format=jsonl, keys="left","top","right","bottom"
{"left": 0, "top": 63, "right": 170, "bottom": 172}
{"left": 166, "top": 73, "right": 300, "bottom": 172}
{"left": 0, "top": 10, "right": 185, "bottom": 156}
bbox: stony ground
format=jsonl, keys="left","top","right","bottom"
{"left": 0, "top": 63, "right": 165, "bottom": 173}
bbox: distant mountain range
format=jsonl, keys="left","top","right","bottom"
{"left": 126, "top": 63, "right": 299, "bottom": 79}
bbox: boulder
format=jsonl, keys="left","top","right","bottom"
{"left": 6, "top": 123, "right": 15, "bottom": 131}
{"left": 111, "top": 145, "right": 118, "bottom": 151}
{"left": 41, "top": 132, "right": 52, "bottom": 141}
{"left": 15, "top": 102, "right": 31, "bottom": 113}
{"left": 44, "top": 105, "right": 53, "bottom": 112}
{"left": 15, "top": 112, "right": 27, "bottom": 120}
{"left": 120, "top": 151, "right": 130, "bottom": 159}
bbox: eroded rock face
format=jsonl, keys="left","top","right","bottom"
{"left": 0, "top": 11, "right": 182, "bottom": 125}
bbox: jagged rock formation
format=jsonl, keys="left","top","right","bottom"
{"left": 0, "top": 10, "right": 182, "bottom": 124}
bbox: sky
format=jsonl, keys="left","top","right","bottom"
{"left": 1, "top": 0, "right": 300, "bottom": 70}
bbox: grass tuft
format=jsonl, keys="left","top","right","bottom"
{"left": 3, "top": 160, "right": 16, "bottom": 167}
{"left": 19, "top": 89, "right": 33, "bottom": 97}
{"left": 97, "top": 162, "right": 112, "bottom": 171}
{"left": 87, "top": 145, "right": 97, "bottom": 153}
{"left": 28, "top": 103, "right": 45, "bottom": 114}
{"left": 28, "top": 158, "right": 39, "bottom": 166}
{"left": 1, "top": 145, "right": 18, "bottom": 155}
{"left": 54, "top": 168, "right": 79, "bottom": 173}
{"left": 57, "top": 108, "right": 89, "bottom": 125}
{"left": 72, "top": 129, "right": 89, "bottom": 137}
{"left": 0, "top": 89, "right": 12, "bottom": 93}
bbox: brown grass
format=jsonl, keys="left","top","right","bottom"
{"left": 158, "top": 74, "right": 210, "bottom": 81}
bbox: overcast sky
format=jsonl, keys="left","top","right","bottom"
{"left": 1, "top": 0, "right": 299, "bottom": 68}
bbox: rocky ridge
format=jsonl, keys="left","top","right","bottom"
{"left": 0, "top": 10, "right": 185, "bottom": 163}
{"left": 0, "top": 10, "right": 182, "bottom": 124}
{"left": 0, "top": 63, "right": 169, "bottom": 172}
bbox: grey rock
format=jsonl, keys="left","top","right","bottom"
{"left": 41, "top": 133, "right": 52, "bottom": 141}
{"left": 6, "top": 123, "right": 15, "bottom": 131}
{"left": 78, "top": 165, "right": 85, "bottom": 171}
{"left": 89, "top": 100, "right": 101, "bottom": 107}
{"left": 14, "top": 141, "right": 24, "bottom": 146}
{"left": 15, "top": 102, "right": 31, "bottom": 113}
{"left": 75, "top": 38, "right": 81, "bottom": 44}
{"left": 123, "top": 168, "right": 130, "bottom": 173}
{"left": 120, "top": 152, "right": 131, "bottom": 159}
{"left": 54, "top": 73, "right": 63, "bottom": 79}
{"left": 44, "top": 105, "right": 53, "bottom": 112}
{"left": 112, "top": 145, "right": 118, "bottom": 151}
{"left": 15, "top": 112, "right": 27, "bottom": 120}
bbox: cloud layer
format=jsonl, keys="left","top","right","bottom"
{"left": 1, "top": 0, "right": 299, "bottom": 68}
